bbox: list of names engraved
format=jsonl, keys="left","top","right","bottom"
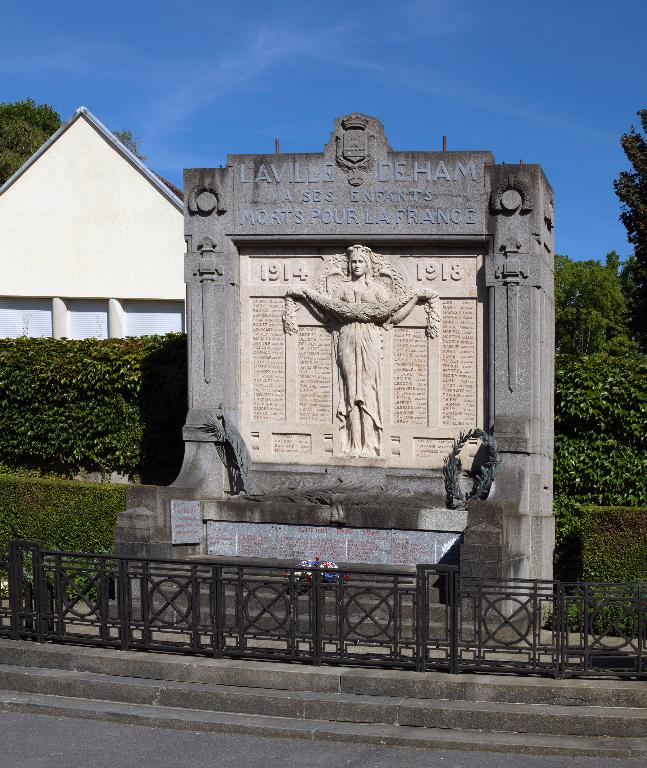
{"left": 272, "top": 433, "right": 312, "bottom": 454}
{"left": 393, "top": 327, "right": 427, "bottom": 424}
{"left": 440, "top": 299, "right": 476, "bottom": 426}
{"left": 251, "top": 298, "right": 285, "bottom": 421}
{"left": 413, "top": 438, "right": 453, "bottom": 459}
{"left": 298, "top": 326, "right": 332, "bottom": 422}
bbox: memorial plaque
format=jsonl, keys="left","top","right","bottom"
{"left": 392, "top": 327, "right": 427, "bottom": 424}
{"left": 414, "top": 437, "right": 453, "bottom": 460}
{"left": 170, "top": 500, "right": 201, "bottom": 545}
{"left": 206, "top": 521, "right": 240, "bottom": 556}
{"left": 440, "top": 298, "right": 477, "bottom": 426}
{"left": 240, "top": 247, "right": 483, "bottom": 465}
{"left": 298, "top": 326, "right": 332, "bottom": 422}
{"left": 391, "top": 530, "right": 461, "bottom": 565}
{"left": 206, "top": 521, "right": 463, "bottom": 565}
{"left": 272, "top": 432, "right": 312, "bottom": 455}
{"left": 345, "top": 528, "right": 391, "bottom": 563}
{"left": 251, "top": 298, "right": 285, "bottom": 421}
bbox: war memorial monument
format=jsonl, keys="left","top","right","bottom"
{"left": 116, "top": 113, "right": 555, "bottom": 581}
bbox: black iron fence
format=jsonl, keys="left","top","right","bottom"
{"left": 1, "top": 540, "right": 645, "bottom": 679}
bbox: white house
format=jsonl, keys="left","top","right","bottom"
{"left": 0, "top": 107, "right": 185, "bottom": 339}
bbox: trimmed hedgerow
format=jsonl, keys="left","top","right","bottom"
{"left": 0, "top": 334, "right": 187, "bottom": 485}
{"left": 580, "top": 505, "right": 647, "bottom": 583}
{"left": 553, "top": 353, "right": 647, "bottom": 556}
{"left": 0, "top": 474, "right": 126, "bottom": 554}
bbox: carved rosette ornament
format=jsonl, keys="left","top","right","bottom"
{"left": 334, "top": 115, "right": 376, "bottom": 187}
{"left": 188, "top": 179, "right": 226, "bottom": 216}
{"left": 283, "top": 245, "right": 439, "bottom": 458}
{"left": 490, "top": 175, "right": 534, "bottom": 214}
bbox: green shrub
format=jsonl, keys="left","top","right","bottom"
{"left": 580, "top": 505, "right": 647, "bottom": 583}
{"left": 552, "top": 353, "right": 646, "bottom": 579}
{"left": 554, "top": 352, "right": 647, "bottom": 508}
{"left": 0, "top": 474, "right": 126, "bottom": 554}
{"left": 0, "top": 334, "right": 187, "bottom": 484}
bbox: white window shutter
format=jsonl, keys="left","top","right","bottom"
{"left": 0, "top": 299, "right": 53, "bottom": 338}
{"left": 124, "top": 300, "right": 185, "bottom": 336}
{"left": 67, "top": 300, "right": 108, "bottom": 339}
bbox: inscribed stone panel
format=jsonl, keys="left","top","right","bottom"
{"left": 413, "top": 438, "right": 453, "bottom": 460}
{"left": 170, "top": 500, "right": 201, "bottom": 545}
{"left": 392, "top": 327, "right": 427, "bottom": 425}
{"left": 252, "top": 298, "right": 285, "bottom": 421}
{"left": 298, "top": 326, "right": 332, "bottom": 423}
{"left": 272, "top": 433, "right": 312, "bottom": 455}
{"left": 440, "top": 299, "right": 477, "bottom": 426}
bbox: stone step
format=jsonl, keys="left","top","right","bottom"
{"left": 0, "top": 689, "right": 646, "bottom": 759}
{"left": 1, "top": 663, "right": 647, "bottom": 739}
{"left": 1, "top": 639, "right": 645, "bottom": 709}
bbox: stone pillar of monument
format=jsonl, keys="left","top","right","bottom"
{"left": 460, "top": 165, "right": 555, "bottom": 581}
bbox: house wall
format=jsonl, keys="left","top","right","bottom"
{"left": 0, "top": 115, "right": 185, "bottom": 302}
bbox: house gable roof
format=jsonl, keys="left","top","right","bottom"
{"left": 0, "top": 106, "right": 183, "bottom": 212}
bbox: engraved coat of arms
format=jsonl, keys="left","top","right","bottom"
{"left": 335, "top": 115, "right": 374, "bottom": 186}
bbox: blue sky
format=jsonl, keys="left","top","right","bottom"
{"left": 2, "top": 0, "right": 645, "bottom": 260}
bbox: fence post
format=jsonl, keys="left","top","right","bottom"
{"left": 31, "top": 542, "right": 46, "bottom": 643}
{"left": 415, "top": 566, "right": 426, "bottom": 672}
{"left": 9, "top": 540, "right": 45, "bottom": 642}
{"left": 117, "top": 558, "right": 130, "bottom": 651}
{"left": 212, "top": 565, "right": 225, "bottom": 658}
{"left": 639, "top": 582, "right": 645, "bottom": 677}
{"left": 8, "top": 541, "right": 23, "bottom": 640}
{"left": 311, "top": 570, "right": 322, "bottom": 666}
{"left": 449, "top": 568, "right": 459, "bottom": 675}
{"left": 555, "top": 581, "right": 564, "bottom": 679}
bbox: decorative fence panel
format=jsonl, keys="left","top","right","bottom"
{"left": 2, "top": 541, "right": 645, "bottom": 679}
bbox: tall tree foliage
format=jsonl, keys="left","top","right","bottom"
{"left": 0, "top": 99, "right": 61, "bottom": 185}
{"left": 554, "top": 252, "right": 635, "bottom": 355}
{"left": 112, "top": 129, "right": 147, "bottom": 161}
{"left": 614, "top": 109, "right": 647, "bottom": 351}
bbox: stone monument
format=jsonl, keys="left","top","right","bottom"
{"left": 115, "top": 113, "right": 555, "bottom": 581}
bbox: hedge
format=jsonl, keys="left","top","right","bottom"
{"left": 553, "top": 352, "right": 647, "bottom": 550}
{"left": 0, "top": 334, "right": 187, "bottom": 485}
{"left": 0, "top": 474, "right": 126, "bottom": 554}
{"left": 580, "top": 506, "right": 647, "bottom": 583}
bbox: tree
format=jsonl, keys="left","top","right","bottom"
{"left": 0, "top": 99, "right": 61, "bottom": 185}
{"left": 614, "top": 109, "right": 647, "bottom": 351}
{"left": 112, "top": 129, "right": 146, "bottom": 161}
{"left": 554, "top": 252, "right": 635, "bottom": 355}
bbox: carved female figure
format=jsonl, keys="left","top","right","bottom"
{"left": 287, "top": 245, "right": 437, "bottom": 458}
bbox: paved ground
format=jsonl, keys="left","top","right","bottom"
{"left": 2, "top": 711, "right": 645, "bottom": 768}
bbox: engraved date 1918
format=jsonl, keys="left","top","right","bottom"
{"left": 416, "top": 262, "right": 464, "bottom": 281}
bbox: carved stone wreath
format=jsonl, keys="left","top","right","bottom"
{"left": 443, "top": 428, "right": 501, "bottom": 510}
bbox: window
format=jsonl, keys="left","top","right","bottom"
{"left": 0, "top": 298, "right": 53, "bottom": 338}
{"left": 67, "top": 300, "right": 108, "bottom": 339}
{"left": 124, "top": 300, "right": 185, "bottom": 336}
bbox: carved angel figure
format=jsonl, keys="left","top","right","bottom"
{"left": 286, "top": 245, "right": 438, "bottom": 458}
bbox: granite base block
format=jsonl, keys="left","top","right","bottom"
{"left": 206, "top": 521, "right": 462, "bottom": 566}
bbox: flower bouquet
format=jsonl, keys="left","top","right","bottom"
{"left": 294, "top": 557, "right": 350, "bottom": 584}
